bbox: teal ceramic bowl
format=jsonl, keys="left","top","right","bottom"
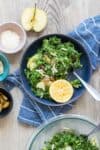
{"left": 0, "top": 53, "right": 10, "bottom": 81}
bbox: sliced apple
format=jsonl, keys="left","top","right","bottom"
{"left": 21, "top": 8, "right": 34, "bottom": 31}
{"left": 21, "top": 7, "right": 47, "bottom": 32}
{"left": 32, "top": 9, "right": 47, "bottom": 32}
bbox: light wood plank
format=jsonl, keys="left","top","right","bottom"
{"left": 0, "top": 0, "right": 100, "bottom": 150}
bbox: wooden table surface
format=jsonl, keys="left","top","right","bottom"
{"left": 0, "top": 0, "right": 100, "bottom": 150}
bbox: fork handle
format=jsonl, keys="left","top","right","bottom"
{"left": 74, "top": 72, "right": 100, "bottom": 101}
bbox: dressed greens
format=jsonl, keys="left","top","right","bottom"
{"left": 42, "top": 131, "right": 99, "bottom": 150}
{"left": 25, "top": 37, "right": 82, "bottom": 99}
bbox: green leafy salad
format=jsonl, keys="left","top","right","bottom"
{"left": 25, "top": 37, "right": 82, "bottom": 99}
{"left": 42, "top": 131, "right": 99, "bottom": 150}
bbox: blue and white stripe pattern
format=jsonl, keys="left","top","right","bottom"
{"left": 69, "top": 15, "right": 100, "bottom": 69}
{"left": 3, "top": 15, "right": 100, "bottom": 127}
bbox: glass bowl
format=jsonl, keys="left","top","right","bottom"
{"left": 28, "top": 114, "right": 100, "bottom": 150}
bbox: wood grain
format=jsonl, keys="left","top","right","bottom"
{"left": 0, "top": 0, "right": 100, "bottom": 150}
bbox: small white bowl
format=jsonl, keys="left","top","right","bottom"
{"left": 0, "top": 22, "right": 26, "bottom": 54}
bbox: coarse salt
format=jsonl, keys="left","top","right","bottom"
{"left": 0, "top": 30, "right": 20, "bottom": 52}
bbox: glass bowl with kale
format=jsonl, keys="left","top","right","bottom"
{"left": 20, "top": 34, "right": 92, "bottom": 106}
{"left": 28, "top": 115, "right": 100, "bottom": 150}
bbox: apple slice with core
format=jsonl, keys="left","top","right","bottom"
{"left": 21, "top": 8, "right": 47, "bottom": 32}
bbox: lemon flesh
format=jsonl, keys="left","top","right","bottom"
{"left": 49, "top": 79, "right": 74, "bottom": 103}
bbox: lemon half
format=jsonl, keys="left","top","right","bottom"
{"left": 49, "top": 79, "right": 74, "bottom": 103}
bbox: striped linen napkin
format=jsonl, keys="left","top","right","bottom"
{"left": 3, "top": 15, "right": 100, "bottom": 127}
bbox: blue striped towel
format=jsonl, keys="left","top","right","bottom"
{"left": 3, "top": 15, "right": 100, "bottom": 127}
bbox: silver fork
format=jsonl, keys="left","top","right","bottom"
{"left": 73, "top": 71, "right": 100, "bottom": 101}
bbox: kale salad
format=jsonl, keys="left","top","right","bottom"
{"left": 42, "top": 130, "right": 99, "bottom": 150}
{"left": 25, "top": 37, "right": 82, "bottom": 100}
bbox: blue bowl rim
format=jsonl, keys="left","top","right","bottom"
{"left": 0, "top": 53, "right": 10, "bottom": 81}
{"left": 20, "top": 33, "right": 92, "bottom": 106}
{"left": 27, "top": 114, "right": 97, "bottom": 150}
